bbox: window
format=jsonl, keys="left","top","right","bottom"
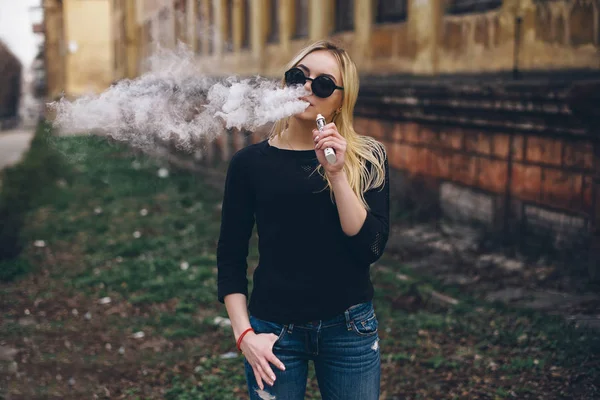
{"left": 334, "top": 0, "right": 354, "bottom": 32}
{"left": 242, "top": 0, "right": 250, "bottom": 49}
{"left": 196, "top": 0, "right": 214, "bottom": 54}
{"left": 445, "top": 0, "right": 503, "bottom": 15}
{"left": 174, "top": 0, "right": 187, "bottom": 43}
{"left": 226, "top": 0, "right": 233, "bottom": 51}
{"left": 158, "top": 8, "right": 171, "bottom": 47}
{"left": 294, "top": 0, "right": 309, "bottom": 38}
{"left": 375, "top": 0, "right": 407, "bottom": 23}
{"left": 267, "top": 0, "right": 280, "bottom": 43}
{"left": 119, "top": 12, "right": 126, "bottom": 69}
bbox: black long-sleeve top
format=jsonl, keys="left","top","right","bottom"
{"left": 216, "top": 139, "right": 389, "bottom": 324}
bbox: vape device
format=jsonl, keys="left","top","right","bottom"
{"left": 316, "top": 114, "right": 337, "bottom": 164}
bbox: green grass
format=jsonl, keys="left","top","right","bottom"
{"left": 0, "top": 122, "right": 67, "bottom": 277}
{"left": 2, "top": 130, "right": 598, "bottom": 399}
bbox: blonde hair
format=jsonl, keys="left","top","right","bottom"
{"left": 269, "top": 40, "right": 387, "bottom": 210}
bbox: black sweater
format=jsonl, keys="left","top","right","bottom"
{"left": 216, "top": 139, "right": 390, "bottom": 324}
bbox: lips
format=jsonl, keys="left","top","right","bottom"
{"left": 300, "top": 97, "right": 313, "bottom": 106}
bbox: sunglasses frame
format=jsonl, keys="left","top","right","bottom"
{"left": 284, "top": 67, "right": 344, "bottom": 98}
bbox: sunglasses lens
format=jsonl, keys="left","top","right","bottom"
{"left": 312, "top": 76, "right": 336, "bottom": 98}
{"left": 285, "top": 68, "right": 306, "bottom": 86}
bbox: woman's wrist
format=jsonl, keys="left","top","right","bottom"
{"left": 327, "top": 169, "right": 347, "bottom": 185}
{"left": 234, "top": 326, "right": 253, "bottom": 341}
{"left": 236, "top": 327, "right": 255, "bottom": 351}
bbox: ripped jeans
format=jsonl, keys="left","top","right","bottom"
{"left": 244, "top": 301, "right": 381, "bottom": 400}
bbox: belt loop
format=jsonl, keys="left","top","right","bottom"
{"left": 287, "top": 323, "right": 294, "bottom": 334}
{"left": 344, "top": 309, "right": 352, "bottom": 331}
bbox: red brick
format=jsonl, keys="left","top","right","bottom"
{"left": 389, "top": 142, "right": 409, "bottom": 169}
{"left": 512, "top": 135, "right": 524, "bottom": 161}
{"left": 420, "top": 127, "right": 437, "bottom": 145}
{"left": 478, "top": 158, "right": 508, "bottom": 193}
{"left": 439, "top": 128, "right": 463, "bottom": 150}
{"left": 542, "top": 169, "right": 575, "bottom": 210}
{"left": 526, "top": 136, "right": 562, "bottom": 166}
{"left": 405, "top": 146, "right": 427, "bottom": 175}
{"left": 430, "top": 150, "right": 452, "bottom": 179}
{"left": 353, "top": 117, "right": 370, "bottom": 135}
{"left": 394, "top": 144, "right": 411, "bottom": 170}
{"left": 451, "top": 154, "right": 477, "bottom": 186}
{"left": 564, "top": 141, "right": 594, "bottom": 170}
{"left": 511, "top": 164, "right": 542, "bottom": 202}
{"left": 404, "top": 122, "right": 421, "bottom": 144}
{"left": 465, "top": 131, "right": 491, "bottom": 155}
{"left": 368, "top": 119, "right": 389, "bottom": 140}
{"left": 583, "top": 175, "right": 593, "bottom": 213}
{"left": 392, "top": 123, "right": 403, "bottom": 142}
{"left": 492, "top": 134, "right": 510, "bottom": 159}
{"left": 422, "top": 148, "right": 435, "bottom": 175}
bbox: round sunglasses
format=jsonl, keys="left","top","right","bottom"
{"left": 284, "top": 67, "right": 344, "bottom": 98}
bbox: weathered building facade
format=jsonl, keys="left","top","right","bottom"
{"left": 43, "top": 0, "right": 116, "bottom": 98}
{"left": 52, "top": 0, "right": 600, "bottom": 274}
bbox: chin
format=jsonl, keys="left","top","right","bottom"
{"left": 294, "top": 107, "right": 319, "bottom": 121}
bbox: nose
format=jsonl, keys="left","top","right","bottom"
{"left": 303, "top": 79, "right": 312, "bottom": 94}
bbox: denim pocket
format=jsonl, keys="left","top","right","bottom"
{"left": 249, "top": 315, "right": 287, "bottom": 344}
{"left": 349, "top": 303, "right": 378, "bottom": 337}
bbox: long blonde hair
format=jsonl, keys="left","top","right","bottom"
{"left": 269, "top": 40, "right": 387, "bottom": 210}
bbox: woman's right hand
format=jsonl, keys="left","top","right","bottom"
{"left": 239, "top": 332, "right": 286, "bottom": 390}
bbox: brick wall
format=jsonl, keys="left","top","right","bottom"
{"left": 355, "top": 116, "right": 595, "bottom": 243}
{"left": 361, "top": 118, "right": 595, "bottom": 216}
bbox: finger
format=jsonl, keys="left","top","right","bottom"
{"left": 260, "top": 358, "right": 277, "bottom": 385}
{"left": 253, "top": 366, "right": 264, "bottom": 390}
{"left": 317, "top": 138, "right": 346, "bottom": 151}
{"left": 267, "top": 352, "right": 286, "bottom": 371}
{"left": 313, "top": 129, "right": 335, "bottom": 142}
{"left": 315, "top": 132, "right": 343, "bottom": 147}
{"left": 255, "top": 362, "right": 270, "bottom": 385}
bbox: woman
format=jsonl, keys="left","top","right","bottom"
{"left": 216, "top": 40, "right": 389, "bottom": 400}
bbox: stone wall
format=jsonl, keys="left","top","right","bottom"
{"left": 353, "top": 76, "right": 598, "bottom": 254}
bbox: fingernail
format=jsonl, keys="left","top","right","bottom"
{"left": 315, "top": 136, "right": 319, "bottom": 141}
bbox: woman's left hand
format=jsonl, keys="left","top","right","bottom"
{"left": 313, "top": 122, "right": 346, "bottom": 175}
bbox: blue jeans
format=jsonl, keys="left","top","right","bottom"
{"left": 244, "top": 301, "right": 381, "bottom": 400}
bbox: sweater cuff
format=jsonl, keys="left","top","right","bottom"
{"left": 346, "top": 211, "right": 378, "bottom": 246}
{"left": 217, "top": 281, "right": 249, "bottom": 304}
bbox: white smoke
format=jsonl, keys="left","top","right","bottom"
{"left": 49, "top": 44, "right": 309, "bottom": 152}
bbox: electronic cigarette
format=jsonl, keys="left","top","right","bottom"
{"left": 316, "top": 114, "right": 337, "bottom": 164}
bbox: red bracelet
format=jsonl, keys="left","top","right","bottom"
{"left": 236, "top": 327, "right": 254, "bottom": 352}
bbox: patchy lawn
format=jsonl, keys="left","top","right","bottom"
{"left": 0, "top": 131, "right": 598, "bottom": 399}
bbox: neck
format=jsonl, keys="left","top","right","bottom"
{"left": 283, "top": 117, "right": 317, "bottom": 150}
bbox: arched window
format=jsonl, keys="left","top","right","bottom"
{"left": 267, "top": 0, "right": 280, "bottom": 43}
{"left": 294, "top": 0, "right": 309, "bottom": 38}
{"left": 446, "top": 0, "right": 502, "bottom": 15}
{"left": 226, "top": 0, "right": 233, "bottom": 51}
{"left": 196, "top": 0, "right": 213, "bottom": 54}
{"left": 375, "top": 0, "right": 407, "bottom": 24}
{"left": 334, "top": 0, "right": 354, "bottom": 32}
{"left": 174, "top": 0, "right": 187, "bottom": 43}
{"left": 242, "top": 0, "right": 250, "bottom": 49}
